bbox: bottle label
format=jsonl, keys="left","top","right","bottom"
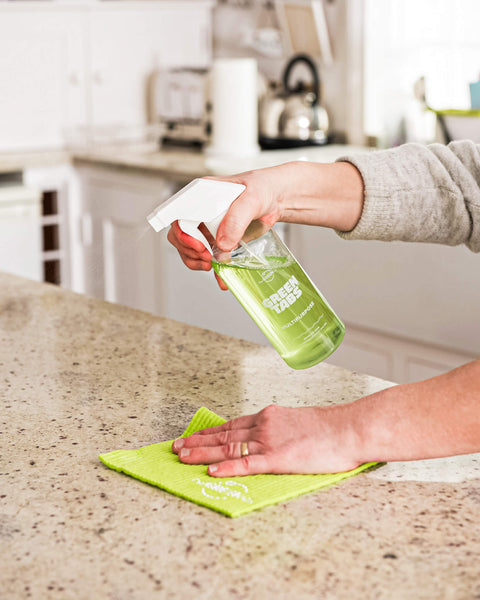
{"left": 262, "top": 275, "right": 302, "bottom": 313}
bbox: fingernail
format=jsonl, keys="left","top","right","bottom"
{"left": 173, "top": 438, "right": 184, "bottom": 451}
{"left": 208, "top": 465, "right": 218, "bottom": 474}
{"left": 179, "top": 448, "right": 191, "bottom": 458}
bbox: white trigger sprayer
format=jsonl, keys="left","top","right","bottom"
{"left": 147, "top": 179, "right": 245, "bottom": 253}
{"left": 147, "top": 178, "right": 345, "bottom": 370}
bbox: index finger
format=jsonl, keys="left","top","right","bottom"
{"left": 170, "top": 220, "right": 209, "bottom": 254}
{"left": 190, "top": 413, "right": 257, "bottom": 437}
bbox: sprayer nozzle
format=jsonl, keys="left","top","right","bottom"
{"left": 146, "top": 178, "right": 246, "bottom": 251}
{"left": 147, "top": 210, "right": 166, "bottom": 232}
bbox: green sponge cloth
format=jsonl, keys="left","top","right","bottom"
{"left": 99, "top": 407, "right": 376, "bottom": 518}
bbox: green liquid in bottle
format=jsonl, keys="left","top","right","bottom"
{"left": 212, "top": 256, "right": 345, "bottom": 370}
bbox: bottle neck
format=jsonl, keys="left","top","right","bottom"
{"left": 212, "top": 223, "right": 291, "bottom": 266}
{"left": 211, "top": 219, "right": 272, "bottom": 262}
{"left": 241, "top": 219, "right": 272, "bottom": 244}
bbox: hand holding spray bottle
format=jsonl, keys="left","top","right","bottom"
{"left": 147, "top": 178, "right": 344, "bottom": 370}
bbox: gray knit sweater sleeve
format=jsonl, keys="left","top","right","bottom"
{"left": 336, "top": 140, "right": 480, "bottom": 252}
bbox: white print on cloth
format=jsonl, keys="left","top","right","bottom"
{"left": 262, "top": 275, "right": 302, "bottom": 314}
{"left": 192, "top": 478, "right": 253, "bottom": 504}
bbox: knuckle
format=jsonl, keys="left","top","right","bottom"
{"left": 218, "top": 431, "right": 230, "bottom": 446}
{"left": 167, "top": 232, "right": 179, "bottom": 249}
{"left": 257, "top": 405, "right": 280, "bottom": 445}
{"left": 239, "top": 455, "right": 252, "bottom": 473}
{"left": 183, "top": 257, "right": 201, "bottom": 270}
{"left": 222, "top": 419, "right": 235, "bottom": 432}
{"left": 224, "top": 442, "right": 237, "bottom": 460}
{"left": 261, "top": 404, "right": 279, "bottom": 419}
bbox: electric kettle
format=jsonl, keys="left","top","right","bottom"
{"left": 259, "top": 53, "right": 330, "bottom": 149}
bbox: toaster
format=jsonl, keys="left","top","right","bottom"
{"left": 154, "top": 67, "right": 211, "bottom": 146}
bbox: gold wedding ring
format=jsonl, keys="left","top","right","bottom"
{"left": 240, "top": 442, "right": 249, "bottom": 458}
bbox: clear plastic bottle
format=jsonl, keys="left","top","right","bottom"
{"left": 147, "top": 178, "right": 345, "bottom": 370}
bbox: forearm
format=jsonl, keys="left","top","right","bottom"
{"left": 277, "top": 161, "right": 364, "bottom": 232}
{"left": 349, "top": 359, "right": 480, "bottom": 463}
{"left": 337, "top": 141, "right": 480, "bottom": 252}
{"left": 212, "top": 160, "right": 365, "bottom": 251}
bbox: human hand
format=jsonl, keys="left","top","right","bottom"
{"left": 171, "top": 404, "right": 362, "bottom": 477}
{"left": 166, "top": 164, "right": 288, "bottom": 290}
{"left": 165, "top": 220, "right": 229, "bottom": 290}
{"left": 166, "top": 160, "right": 364, "bottom": 290}
{"left": 174, "top": 360, "right": 480, "bottom": 475}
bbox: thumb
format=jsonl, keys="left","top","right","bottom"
{"left": 215, "top": 192, "right": 261, "bottom": 251}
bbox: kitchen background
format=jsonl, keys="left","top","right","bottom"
{"left": 0, "top": 0, "right": 479, "bottom": 384}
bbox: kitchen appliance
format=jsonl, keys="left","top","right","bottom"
{"left": 154, "top": 68, "right": 210, "bottom": 146}
{"left": 258, "top": 53, "right": 330, "bottom": 149}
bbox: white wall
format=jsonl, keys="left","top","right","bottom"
{"left": 364, "top": 0, "right": 480, "bottom": 146}
{"left": 0, "top": 1, "right": 213, "bottom": 152}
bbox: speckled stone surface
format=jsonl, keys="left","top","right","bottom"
{"left": 1, "top": 272, "right": 480, "bottom": 600}
{"left": 0, "top": 149, "right": 71, "bottom": 173}
{"left": 0, "top": 143, "right": 367, "bottom": 179}
{"left": 72, "top": 143, "right": 368, "bottom": 178}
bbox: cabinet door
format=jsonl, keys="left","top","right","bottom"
{"left": 78, "top": 166, "right": 177, "bottom": 314}
{"left": 328, "top": 322, "right": 476, "bottom": 384}
{"left": 289, "top": 223, "right": 480, "bottom": 356}
{"left": 77, "top": 165, "right": 270, "bottom": 345}
{"left": 0, "top": 8, "right": 87, "bottom": 151}
{"left": 89, "top": 4, "right": 212, "bottom": 128}
{"left": 160, "top": 238, "right": 270, "bottom": 346}
{"left": 289, "top": 223, "right": 479, "bottom": 381}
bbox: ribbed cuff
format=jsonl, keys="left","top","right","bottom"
{"left": 334, "top": 151, "right": 397, "bottom": 241}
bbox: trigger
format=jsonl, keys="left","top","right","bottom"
{"left": 178, "top": 220, "right": 212, "bottom": 254}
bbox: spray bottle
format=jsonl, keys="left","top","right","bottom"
{"left": 147, "top": 178, "right": 344, "bottom": 370}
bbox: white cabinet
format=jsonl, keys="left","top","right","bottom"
{"left": 0, "top": 2, "right": 213, "bottom": 152}
{"left": 327, "top": 321, "right": 476, "bottom": 384}
{"left": 288, "top": 223, "right": 479, "bottom": 383}
{"left": 76, "top": 165, "right": 176, "bottom": 314}
{"left": 23, "top": 165, "right": 78, "bottom": 289}
{"left": 75, "top": 164, "right": 272, "bottom": 345}
{"left": 0, "top": 8, "right": 87, "bottom": 150}
{"left": 88, "top": 3, "right": 212, "bottom": 128}
{"left": 0, "top": 183, "right": 42, "bottom": 282}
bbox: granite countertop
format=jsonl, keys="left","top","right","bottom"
{"left": 0, "top": 143, "right": 367, "bottom": 178}
{"left": 0, "top": 149, "right": 71, "bottom": 174}
{"left": 71, "top": 143, "right": 368, "bottom": 179}
{"left": 1, "top": 272, "right": 480, "bottom": 600}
